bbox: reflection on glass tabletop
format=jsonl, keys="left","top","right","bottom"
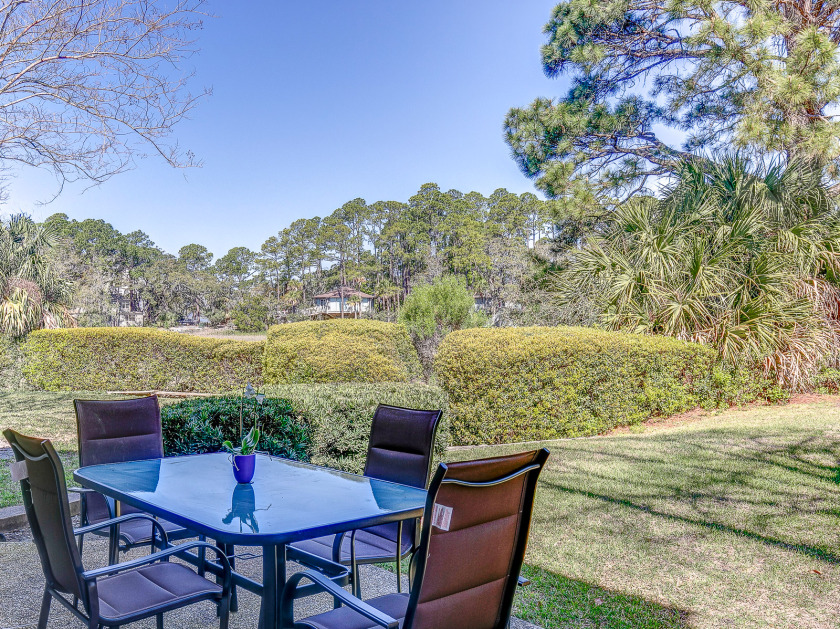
{"left": 74, "top": 453, "right": 427, "bottom": 545}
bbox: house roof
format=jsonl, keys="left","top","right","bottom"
{"left": 313, "top": 286, "right": 375, "bottom": 299}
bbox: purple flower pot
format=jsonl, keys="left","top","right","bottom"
{"left": 232, "top": 454, "right": 256, "bottom": 484}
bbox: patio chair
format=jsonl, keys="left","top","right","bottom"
{"left": 3, "top": 429, "right": 232, "bottom": 629}
{"left": 74, "top": 397, "right": 196, "bottom": 564}
{"left": 281, "top": 447, "right": 550, "bottom": 629}
{"left": 287, "top": 404, "right": 443, "bottom": 597}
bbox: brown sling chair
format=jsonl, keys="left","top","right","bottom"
{"left": 4, "top": 429, "right": 232, "bottom": 629}
{"left": 281, "top": 447, "right": 550, "bottom": 629}
{"left": 73, "top": 397, "right": 197, "bottom": 564}
{"left": 287, "top": 404, "right": 443, "bottom": 597}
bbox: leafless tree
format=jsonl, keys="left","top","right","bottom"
{"left": 0, "top": 0, "right": 209, "bottom": 193}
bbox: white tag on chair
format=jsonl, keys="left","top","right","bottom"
{"left": 431, "top": 503, "right": 453, "bottom": 531}
{"left": 9, "top": 460, "right": 28, "bottom": 482}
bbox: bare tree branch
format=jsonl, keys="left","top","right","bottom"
{"left": 0, "top": 0, "right": 209, "bottom": 191}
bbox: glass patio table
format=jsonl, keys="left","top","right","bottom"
{"left": 73, "top": 452, "right": 428, "bottom": 629}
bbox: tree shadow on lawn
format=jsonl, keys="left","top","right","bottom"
{"left": 544, "top": 428, "right": 840, "bottom": 564}
{"left": 516, "top": 564, "right": 692, "bottom": 629}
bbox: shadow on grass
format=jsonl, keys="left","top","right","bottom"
{"left": 540, "top": 427, "right": 840, "bottom": 565}
{"left": 545, "top": 478, "right": 840, "bottom": 564}
{"left": 516, "top": 565, "right": 692, "bottom": 629}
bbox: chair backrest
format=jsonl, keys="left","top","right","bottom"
{"left": 363, "top": 404, "right": 443, "bottom": 488}
{"left": 74, "top": 396, "right": 163, "bottom": 521}
{"left": 362, "top": 404, "right": 443, "bottom": 548}
{"left": 404, "top": 448, "right": 549, "bottom": 629}
{"left": 3, "top": 429, "right": 86, "bottom": 603}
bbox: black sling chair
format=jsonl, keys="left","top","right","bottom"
{"left": 73, "top": 397, "right": 197, "bottom": 565}
{"left": 287, "top": 404, "right": 443, "bottom": 598}
{"left": 281, "top": 448, "right": 550, "bottom": 629}
{"left": 4, "top": 429, "right": 232, "bottom": 629}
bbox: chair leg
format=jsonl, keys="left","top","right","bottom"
{"left": 227, "top": 544, "right": 238, "bottom": 613}
{"left": 215, "top": 541, "right": 238, "bottom": 613}
{"left": 350, "top": 531, "right": 361, "bottom": 599}
{"left": 37, "top": 588, "right": 51, "bottom": 629}
{"left": 352, "top": 563, "right": 361, "bottom": 599}
{"left": 218, "top": 593, "right": 231, "bottom": 629}
{"left": 396, "top": 521, "right": 403, "bottom": 594}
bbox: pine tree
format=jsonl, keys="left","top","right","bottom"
{"left": 506, "top": 0, "right": 840, "bottom": 195}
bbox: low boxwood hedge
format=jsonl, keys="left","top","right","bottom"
{"left": 22, "top": 328, "right": 264, "bottom": 392}
{"left": 263, "top": 319, "right": 421, "bottom": 384}
{"left": 161, "top": 396, "right": 310, "bottom": 460}
{"left": 263, "top": 382, "right": 449, "bottom": 473}
{"left": 158, "top": 383, "right": 449, "bottom": 475}
{"left": 435, "top": 326, "right": 778, "bottom": 446}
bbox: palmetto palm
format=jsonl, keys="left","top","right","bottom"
{"left": 0, "top": 214, "right": 74, "bottom": 337}
{"left": 556, "top": 156, "right": 840, "bottom": 388}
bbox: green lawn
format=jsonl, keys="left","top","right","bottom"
{"left": 0, "top": 391, "right": 153, "bottom": 507}
{"left": 1, "top": 391, "right": 839, "bottom": 627}
{"left": 450, "top": 399, "right": 840, "bottom": 628}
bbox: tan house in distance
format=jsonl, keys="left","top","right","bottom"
{"left": 306, "top": 287, "right": 374, "bottom": 319}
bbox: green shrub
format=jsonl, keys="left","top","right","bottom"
{"left": 398, "top": 275, "right": 487, "bottom": 377}
{"left": 435, "top": 326, "right": 778, "bottom": 446}
{"left": 263, "top": 382, "right": 449, "bottom": 473}
{"left": 811, "top": 368, "right": 840, "bottom": 394}
{"left": 232, "top": 296, "right": 270, "bottom": 332}
{"left": 0, "top": 336, "right": 23, "bottom": 390}
{"left": 22, "top": 328, "right": 264, "bottom": 392}
{"left": 263, "top": 320, "right": 421, "bottom": 384}
{"left": 161, "top": 396, "right": 310, "bottom": 460}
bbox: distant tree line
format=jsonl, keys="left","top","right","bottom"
{"left": 39, "top": 183, "right": 567, "bottom": 331}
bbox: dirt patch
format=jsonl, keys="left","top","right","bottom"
{"left": 787, "top": 392, "right": 840, "bottom": 405}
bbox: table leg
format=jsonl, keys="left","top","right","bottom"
{"left": 259, "top": 544, "right": 286, "bottom": 629}
{"left": 108, "top": 500, "right": 123, "bottom": 565}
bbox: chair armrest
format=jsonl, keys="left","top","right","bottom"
{"left": 331, "top": 530, "right": 348, "bottom": 563}
{"left": 285, "top": 544, "right": 349, "bottom": 580}
{"left": 281, "top": 570, "right": 399, "bottom": 629}
{"left": 68, "top": 487, "right": 96, "bottom": 494}
{"left": 517, "top": 575, "right": 531, "bottom": 587}
{"left": 82, "top": 541, "right": 231, "bottom": 582}
{"left": 73, "top": 513, "right": 168, "bottom": 547}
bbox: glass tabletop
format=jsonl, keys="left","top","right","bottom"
{"left": 73, "top": 453, "right": 428, "bottom": 545}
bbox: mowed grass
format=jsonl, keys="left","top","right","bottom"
{"left": 2, "top": 391, "right": 840, "bottom": 627}
{"left": 0, "top": 391, "right": 145, "bottom": 507}
{"left": 449, "top": 399, "right": 840, "bottom": 628}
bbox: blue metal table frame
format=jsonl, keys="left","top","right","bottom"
{"left": 73, "top": 452, "right": 427, "bottom": 629}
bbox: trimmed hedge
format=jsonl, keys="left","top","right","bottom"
{"left": 263, "top": 382, "right": 449, "bottom": 473}
{"left": 22, "top": 328, "right": 264, "bottom": 392}
{"left": 263, "top": 320, "right": 421, "bottom": 384}
{"left": 435, "top": 326, "right": 778, "bottom": 446}
{"left": 161, "top": 396, "right": 311, "bottom": 461}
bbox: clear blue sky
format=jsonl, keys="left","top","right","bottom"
{"left": 9, "top": 0, "right": 564, "bottom": 259}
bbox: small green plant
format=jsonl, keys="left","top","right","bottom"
{"left": 222, "top": 425, "right": 261, "bottom": 456}
{"left": 238, "top": 382, "right": 265, "bottom": 440}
